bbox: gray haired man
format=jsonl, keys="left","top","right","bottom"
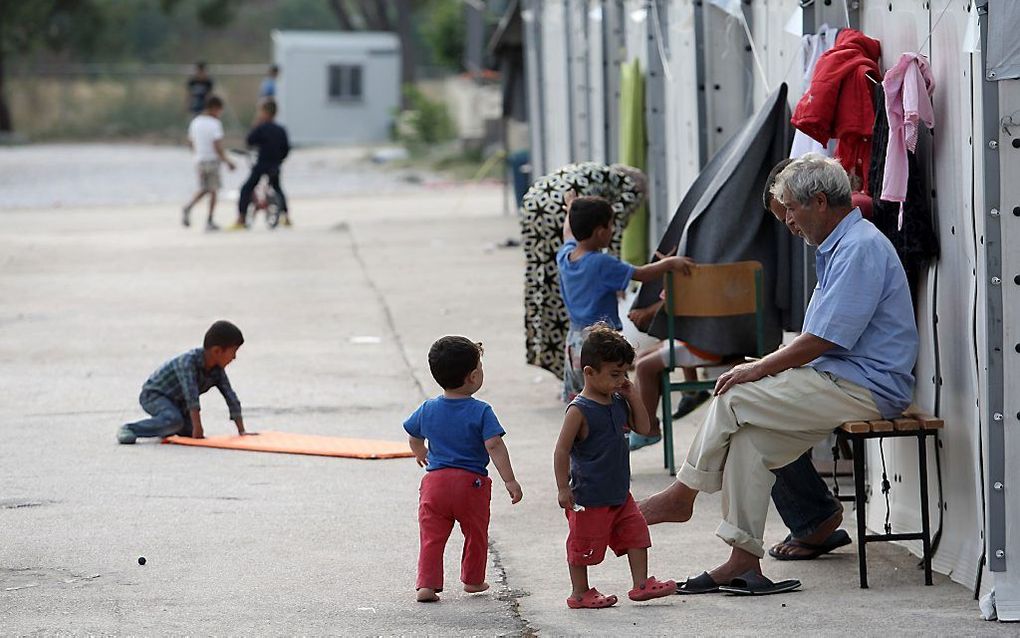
{"left": 639, "top": 154, "right": 919, "bottom": 594}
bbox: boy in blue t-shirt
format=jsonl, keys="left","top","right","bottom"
{"left": 404, "top": 336, "right": 523, "bottom": 603}
{"left": 557, "top": 195, "right": 694, "bottom": 401}
{"left": 553, "top": 324, "right": 676, "bottom": 608}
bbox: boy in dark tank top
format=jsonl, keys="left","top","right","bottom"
{"left": 553, "top": 323, "right": 676, "bottom": 609}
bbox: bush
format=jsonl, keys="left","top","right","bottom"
{"left": 394, "top": 85, "right": 455, "bottom": 153}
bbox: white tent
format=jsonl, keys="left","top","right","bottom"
{"left": 521, "top": 0, "right": 1019, "bottom": 620}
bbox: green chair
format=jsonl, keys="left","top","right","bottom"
{"left": 660, "top": 261, "right": 766, "bottom": 475}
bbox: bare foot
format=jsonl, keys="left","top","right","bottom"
{"left": 638, "top": 482, "right": 695, "bottom": 525}
{"left": 463, "top": 582, "right": 490, "bottom": 593}
{"left": 769, "top": 506, "right": 844, "bottom": 559}
{"left": 416, "top": 588, "right": 440, "bottom": 602}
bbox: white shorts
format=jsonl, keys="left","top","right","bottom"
{"left": 657, "top": 341, "right": 722, "bottom": 368}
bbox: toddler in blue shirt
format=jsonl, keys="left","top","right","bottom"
{"left": 404, "top": 336, "right": 523, "bottom": 603}
{"left": 557, "top": 195, "right": 694, "bottom": 401}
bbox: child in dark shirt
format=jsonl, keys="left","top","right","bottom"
{"left": 233, "top": 99, "right": 291, "bottom": 229}
{"left": 404, "top": 336, "right": 523, "bottom": 603}
{"left": 117, "top": 320, "right": 249, "bottom": 444}
{"left": 553, "top": 323, "right": 675, "bottom": 608}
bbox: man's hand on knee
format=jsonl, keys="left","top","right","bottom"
{"left": 714, "top": 362, "right": 766, "bottom": 396}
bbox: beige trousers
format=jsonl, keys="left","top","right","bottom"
{"left": 678, "top": 367, "right": 881, "bottom": 558}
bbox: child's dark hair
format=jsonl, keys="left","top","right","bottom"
{"left": 428, "top": 336, "right": 483, "bottom": 389}
{"left": 204, "top": 320, "right": 244, "bottom": 349}
{"left": 763, "top": 158, "right": 794, "bottom": 211}
{"left": 204, "top": 94, "right": 224, "bottom": 110}
{"left": 568, "top": 196, "right": 614, "bottom": 241}
{"left": 261, "top": 99, "right": 278, "bottom": 117}
{"left": 580, "top": 323, "right": 634, "bottom": 369}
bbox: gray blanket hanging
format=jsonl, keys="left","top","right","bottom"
{"left": 632, "top": 84, "right": 798, "bottom": 356}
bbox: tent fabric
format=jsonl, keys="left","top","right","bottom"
{"left": 987, "top": 0, "right": 1020, "bottom": 81}
{"left": 619, "top": 59, "right": 648, "bottom": 266}
{"left": 163, "top": 431, "right": 414, "bottom": 459}
{"left": 632, "top": 84, "right": 796, "bottom": 353}
{"left": 521, "top": 162, "right": 644, "bottom": 378}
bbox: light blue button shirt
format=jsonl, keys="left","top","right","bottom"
{"left": 803, "top": 209, "right": 918, "bottom": 418}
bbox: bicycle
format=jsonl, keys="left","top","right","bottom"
{"left": 230, "top": 148, "right": 283, "bottom": 229}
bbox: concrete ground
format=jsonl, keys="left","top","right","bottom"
{"left": 0, "top": 172, "right": 1003, "bottom": 635}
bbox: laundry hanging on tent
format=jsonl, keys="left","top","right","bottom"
{"left": 619, "top": 59, "right": 649, "bottom": 267}
{"left": 631, "top": 84, "right": 798, "bottom": 347}
{"left": 790, "top": 23, "right": 841, "bottom": 159}
{"left": 521, "top": 162, "right": 644, "bottom": 379}
{"left": 867, "top": 82, "right": 939, "bottom": 304}
{"left": 791, "top": 29, "right": 882, "bottom": 192}
{"left": 880, "top": 52, "right": 936, "bottom": 218}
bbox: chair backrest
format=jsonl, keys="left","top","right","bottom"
{"left": 664, "top": 261, "right": 763, "bottom": 318}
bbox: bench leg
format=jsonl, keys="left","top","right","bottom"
{"left": 852, "top": 436, "right": 868, "bottom": 589}
{"left": 831, "top": 437, "right": 841, "bottom": 499}
{"left": 918, "top": 433, "right": 933, "bottom": 586}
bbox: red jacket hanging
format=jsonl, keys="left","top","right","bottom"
{"left": 791, "top": 29, "right": 882, "bottom": 191}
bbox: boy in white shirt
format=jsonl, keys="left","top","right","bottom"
{"left": 183, "top": 95, "right": 235, "bottom": 231}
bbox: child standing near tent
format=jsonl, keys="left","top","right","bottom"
{"left": 553, "top": 323, "right": 675, "bottom": 608}
{"left": 557, "top": 195, "right": 694, "bottom": 401}
{"left": 404, "top": 336, "right": 523, "bottom": 603}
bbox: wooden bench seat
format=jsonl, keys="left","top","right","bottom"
{"left": 839, "top": 415, "right": 944, "bottom": 433}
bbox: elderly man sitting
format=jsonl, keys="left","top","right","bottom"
{"left": 639, "top": 154, "right": 919, "bottom": 595}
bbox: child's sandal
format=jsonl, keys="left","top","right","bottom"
{"left": 628, "top": 576, "right": 677, "bottom": 601}
{"left": 566, "top": 587, "right": 618, "bottom": 609}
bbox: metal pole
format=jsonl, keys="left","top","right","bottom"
{"left": 977, "top": 0, "right": 1007, "bottom": 573}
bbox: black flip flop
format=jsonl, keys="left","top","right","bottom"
{"left": 768, "top": 529, "right": 852, "bottom": 561}
{"left": 676, "top": 571, "right": 722, "bottom": 595}
{"left": 718, "top": 571, "right": 801, "bottom": 596}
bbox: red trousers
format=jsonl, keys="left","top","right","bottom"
{"left": 417, "top": 468, "right": 492, "bottom": 591}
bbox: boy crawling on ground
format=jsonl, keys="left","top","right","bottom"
{"left": 553, "top": 323, "right": 676, "bottom": 608}
{"left": 117, "top": 320, "right": 250, "bottom": 444}
{"left": 405, "top": 336, "right": 523, "bottom": 603}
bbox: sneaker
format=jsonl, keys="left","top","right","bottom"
{"left": 281, "top": 214, "right": 292, "bottom": 227}
{"left": 182, "top": 206, "right": 191, "bottom": 227}
{"left": 672, "top": 390, "right": 711, "bottom": 420}
{"left": 227, "top": 221, "right": 248, "bottom": 231}
{"left": 117, "top": 425, "right": 137, "bottom": 445}
{"left": 205, "top": 221, "right": 221, "bottom": 232}
{"left": 628, "top": 432, "right": 662, "bottom": 451}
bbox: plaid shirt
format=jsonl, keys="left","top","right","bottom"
{"left": 141, "top": 348, "right": 242, "bottom": 419}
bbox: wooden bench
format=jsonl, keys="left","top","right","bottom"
{"left": 833, "top": 414, "right": 944, "bottom": 588}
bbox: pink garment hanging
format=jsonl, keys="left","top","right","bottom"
{"left": 880, "top": 53, "right": 935, "bottom": 218}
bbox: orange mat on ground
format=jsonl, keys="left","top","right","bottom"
{"left": 162, "top": 430, "right": 413, "bottom": 459}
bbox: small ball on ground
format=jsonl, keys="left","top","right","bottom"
{"left": 138, "top": 556, "right": 146, "bottom": 565}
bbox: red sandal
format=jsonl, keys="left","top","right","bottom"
{"left": 628, "top": 576, "right": 677, "bottom": 602}
{"left": 566, "top": 587, "right": 618, "bottom": 609}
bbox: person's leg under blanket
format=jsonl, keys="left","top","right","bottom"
{"left": 771, "top": 453, "right": 841, "bottom": 538}
{"left": 769, "top": 453, "right": 848, "bottom": 559}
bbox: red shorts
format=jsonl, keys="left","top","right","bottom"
{"left": 564, "top": 493, "right": 651, "bottom": 566}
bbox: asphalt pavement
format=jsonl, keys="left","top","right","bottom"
{"left": 0, "top": 176, "right": 1001, "bottom": 635}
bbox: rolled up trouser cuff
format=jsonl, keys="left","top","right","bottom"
{"left": 716, "top": 519, "right": 765, "bottom": 559}
{"left": 677, "top": 463, "right": 726, "bottom": 492}
{"left": 678, "top": 463, "right": 723, "bottom": 494}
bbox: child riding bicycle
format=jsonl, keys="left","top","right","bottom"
{"left": 231, "top": 99, "right": 291, "bottom": 229}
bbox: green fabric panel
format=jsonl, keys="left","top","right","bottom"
{"left": 619, "top": 59, "right": 648, "bottom": 266}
